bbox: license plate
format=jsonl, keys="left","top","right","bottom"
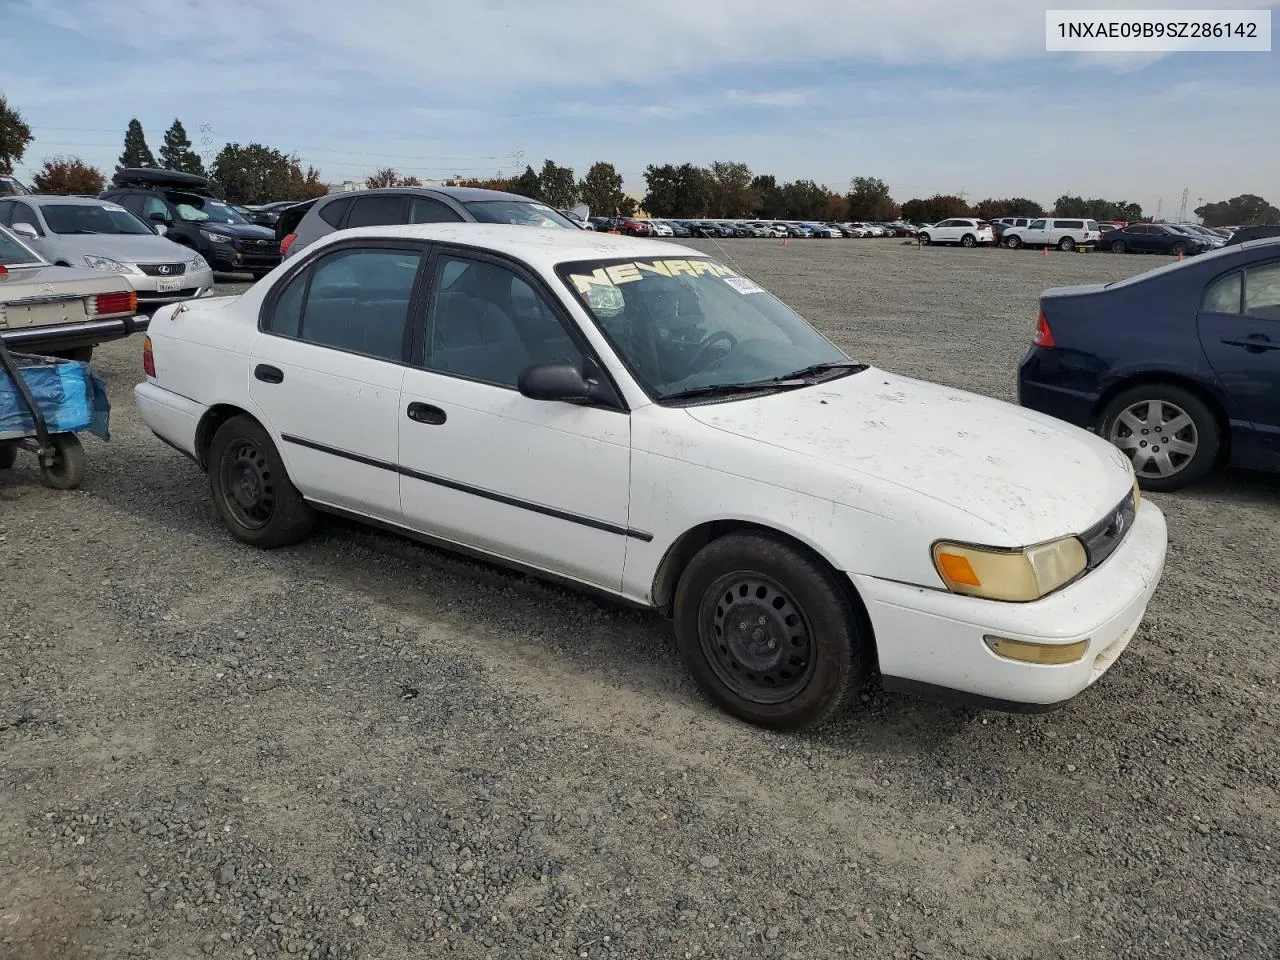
{"left": 157, "top": 278, "right": 181, "bottom": 293}
{"left": 3, "top": 301, "right": 87, "bottom": 328}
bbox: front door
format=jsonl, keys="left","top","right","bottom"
{"left": 1198, "top": 260, "right": 1280, "bottom": 459}
{"left": 398, "top": 250, "right": 633, "bottom": 590}
{"left": 1022, "top": 219, "right": 1050, "bottom": 246}
{"left": 248, "top": 242, "right": 427, "bottom": 520}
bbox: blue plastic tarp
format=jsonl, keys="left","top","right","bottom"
{"left": 0, "top": 358, "right": 110, "bottom": 441}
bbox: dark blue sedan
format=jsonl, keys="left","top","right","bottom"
{"left": 1018, "top": 238, "right": 1280, "bottom": 491}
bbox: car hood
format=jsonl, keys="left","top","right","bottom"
{"left": 185, "top": 221, "right": 275, "bottom": 240}
{"left": 683, "top": 368, "right": 1133, "bottom": 545}
{"left": 43, "top": 233, "right": 198, "bottom": 264}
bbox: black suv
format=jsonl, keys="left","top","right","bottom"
{"left": 100, "top": 168, "right": 281, "bottom": 279}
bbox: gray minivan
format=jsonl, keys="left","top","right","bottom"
{"left": 279, "top": 187, "right": 578, "bottom": 260}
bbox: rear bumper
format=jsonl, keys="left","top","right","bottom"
{"left": 857, "top": 499, "right": 1167, "bottom": 709}
{"left": 134, "top": 380, "right": 205, "bottom": 462}
{"left": 1016, "top": 348, "right": 1100, "bottom": 428}
{"left": 0, "top": 314, "right": 150, "bottom": 352}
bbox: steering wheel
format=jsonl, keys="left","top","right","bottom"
{"left": 690, "top": 331, "right": 738, "bottom": 371}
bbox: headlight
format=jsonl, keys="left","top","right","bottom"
{"left": 84, "top": 255, "right": 132, "bottom": 273}
{"left": 932, "top": 535, "right": 1087, "bottom": 603}
{"left": 201, "top": 230, "right": 235, "bottom": 244}
{"left": 189, "top": 254, "right": 210, "bottom": 271}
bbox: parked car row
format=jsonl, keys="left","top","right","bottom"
{"left": 989, "top": 215, "right": 1241, "bottom": 256}
{"left": 589, "top": 217, "right": 919, "bottom": 239}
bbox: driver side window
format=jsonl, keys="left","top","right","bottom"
{"left": 143, "top": 196, "right": 171, "bottom": 222}
{"left": 1028, "top": 219, "right": 1046, "bottom": 230}
{"left": 424, "top": 255, "right": 584, "bottom": 388}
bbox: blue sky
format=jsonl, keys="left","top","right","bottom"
{"left": 7, "top": 0, "right": 1278, "bottom": 215}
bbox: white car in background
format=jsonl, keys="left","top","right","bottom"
{"left": 1003, "top": 218, "right": 1100, "bottom": 251}
{"left": 135, "top": 224, "right": 1166, "bottom": 731}
{"left": 647, "top": 220, "right": 674, "bottom": 237}
{"left": 917, "top": 218, "right": 996, "bottom": 247}
{"left": 0, "top": 195, "right": 214, "bottom": 310}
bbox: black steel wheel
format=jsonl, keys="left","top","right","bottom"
{"left": 674, "top": 532, "right": 871, "bottom": 730}
{"left": 208, "top": 415, "right": 314, "bottom": 547}
{"left": 701, "top": 574, "right": 815, "bottom": 704}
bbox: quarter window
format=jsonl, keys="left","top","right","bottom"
{"left": 1055, "top": 220, "right": 1084, "bottom": 230}
{"left": 1203, "top": 272, "right": 1242, "bottom": 314}
{"left": 424, "top": 255, "right": 584, "bottom": 388}
{"left": 346, "top": 195, "right": 406, "bottom": 228}
{"left": 265, "top": 247, "right": 423, "bottom": 361}
{"left": 319, "top": 196, "right": 353, "bottom": 228}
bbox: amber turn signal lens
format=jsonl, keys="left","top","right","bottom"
{"left": 983, "top": 635, "right": 1090, "bottom": 665}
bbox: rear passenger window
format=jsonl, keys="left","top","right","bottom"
{"left": 319, "top": 197, "right": 353, "bottom": 227}
{"left": 265, "top": 247, "right": 423, "bottom": 361}
{"left": 346, "top": 195, "right": 407, "bottom": 228}
{"left": 409, "top": 197, "right": 465, "bottom": 224}
{"left": 1203, "top": 272, "right": 1242, "bottom": 314}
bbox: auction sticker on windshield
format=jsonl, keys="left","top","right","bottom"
{"left": 723, "top": 276, "right": 764, "bottom": 295}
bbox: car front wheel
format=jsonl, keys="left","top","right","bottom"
{"left": 1005, "top": 235, "right": 1022, "bottom": 249}
{"left": 673, "top": 532, "right": 870, "bottom": 731}
{"left": 208, "top": 414, "right": 315, "bottom": 547}
{"left": 917, "top": 233, "right": 931, "bottom": 245}
{"left": 1111, "top": 240, "right": 1127, "bottom": 253}
{"left": 1098, "top": 384, "right": 1220, "bottom": 491}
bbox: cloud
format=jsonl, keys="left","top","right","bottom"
{"left": 23, "top": 0, "right": 1279, "bottom": 97}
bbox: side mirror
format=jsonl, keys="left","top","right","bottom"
{"left": 517, "top": 360, "right": 591, "bottom": 403}
{"left": 153, "top": 224, "right": 168, "bottom": 236}
{"left": 11, "top": 222, "right": 38, "bottom": 239}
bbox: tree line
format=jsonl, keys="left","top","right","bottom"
{"left": 0, "top": 95, "right": 1277, "bottom": 226}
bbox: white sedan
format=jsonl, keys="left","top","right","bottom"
{"left": 135, "top": 225, "right": 1167, "bottom": 730}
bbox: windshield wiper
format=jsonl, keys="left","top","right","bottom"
{"left": 770, "top": 360, "right": 867, "bottom": 382}
{"left": 660, "top": 379, "right": 811, "bottom": 402}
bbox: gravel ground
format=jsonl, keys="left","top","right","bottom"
{"left": 2, "top": 241, "right": 1277, "bottom": 960}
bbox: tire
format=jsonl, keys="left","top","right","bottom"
{"left": 1171, "top": 242, "right": 1187, "bottom": 256}
{"left": 39, "top": 434, "right": 85, "bottom": 490}
{"left": 0, "top": 442, "right": 16, "bottom": 470}
{"left": 1111, "top": 240, "right": 1127, "bottom": 253}
{"left": 207, "top": 415, "right": 314, "bottom": 547}
{"left": 1059, "top": 236, "right": 1076, "bottom": 251}
{"left": 673, "top": 532, "right": 871, "bottom": 731}
{"left": 250, "top": 270, "right": 272, "bottom": 281}
{"left": 1098, "top": 384, "right": 1220, "bottom": 492}
{"left": 1005, "top": 235, "right": 1022, "bottom": 249}
{"left": 961, "top": 233, "right": 977, "bottom": 248}
{"left": 917, "top": 233, "right": 931, "bottom": 246}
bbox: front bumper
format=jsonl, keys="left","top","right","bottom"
{"left": 0, "top": 314, "right": 150, "bottom": 352}
{"left": 131, "top": 267, "right": 217, "bottom": 309}
{"left": 207, "top": 244, "right": 281, "bottom": 272}
{"left": 856, "top": 498, "right": 1167, "bottom": 709}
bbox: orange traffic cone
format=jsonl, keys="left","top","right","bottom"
{"left": 1177, "top": 250, "right": 1184, "bottom": 262}
{"left": 782, "top": 237, "right": 788, "bottom": 246}
{"left": 1042, "top": 245, "right": 1048, "bottom": 257}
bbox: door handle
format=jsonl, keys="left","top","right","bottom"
{"left": 406, "top": 401, "right": 447, "bottom": 425}
{"left": 254, "top": 363, "right": 284, "bottom": 383}
{"left": 1221, "top": 336, "right": 1280, "bottom": 353}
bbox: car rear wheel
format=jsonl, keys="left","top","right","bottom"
{"left": 673, "top": 532, "right": 870, "bottom": 731}
{"left": 208, "top": 415, "right": 315, "bottom": 547}
{"left": 1111, "top": 240, "right": 1127, "bottom": 253}
{"left": 961, "top": 233, "right": 977, "bottom": 247}
{"left": 1059, "top": 236, "right": 1076, "bottom": 251}
{"left": 1098, "top": 384, "right": 1220, "bottom": 491}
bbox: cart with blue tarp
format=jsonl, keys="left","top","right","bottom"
{"left": 0, "top": 336, "right": 110, "bottom": 489}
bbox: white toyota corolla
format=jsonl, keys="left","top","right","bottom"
{"left": 135, "top": 225, "right": 1167, "bottom": 730}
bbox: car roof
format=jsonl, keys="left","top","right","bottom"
{"left": 19, "top": 194, "right": 119, "bottom": 207}
{"left": 316, "top": 186, "right": 541, "bottom": 204}
{"left": 312, "top": 222, "right": 703, "bottom": 268}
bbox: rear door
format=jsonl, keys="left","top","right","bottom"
{"left": 344, "top": 194, "right": 409, "bottom": 229}
{"left": 248, "top": 241, "right": 427, "bottom": 520}
{"left": 1198, "top": 260, "right": 1280, "bottom": 454}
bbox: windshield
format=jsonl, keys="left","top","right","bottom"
{"left": 463, "top": 199, "right": 576, "bottom": 228}
{"left": 41, "top": 203, "right": 154, "bottom": 236}
{"left": 0, "top": 226, "right": 46, "bottom": 265}
{"left": 557, "top": 255, "right": 852, "bottom": 401}
{"left": 167, "top": 193, "right": 248, "bottom": 224}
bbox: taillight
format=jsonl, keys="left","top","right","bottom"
{"left": 142, "top": 335, "right": 156, "bottom": 377}
{"left": 90, "top": 290, "right": 137, "bottom": 316}
{"left": 281, "top": 233, "right": 296, "bottom": 256}
{"left": 1034, "top": 311, "right": 1056, "bottom": 348}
